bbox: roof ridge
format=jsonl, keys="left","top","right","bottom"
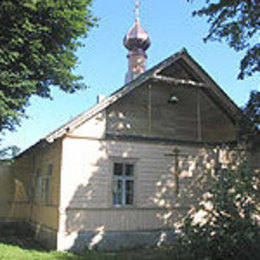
{"left": 18, "top": 47, "right": 243, "bottom": 157}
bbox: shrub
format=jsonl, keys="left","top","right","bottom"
{"left": 175, "top": 160, "right": 260, "bottom": 260}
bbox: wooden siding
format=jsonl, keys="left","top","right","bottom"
{"left": 61, "top": 137, "right": 217, "bottom": 232}
{"left": 30, "top": 139, "right": 62, "bottom": 230}
{"left": 106, "top": 83, "right": 237, "bottom": 142}
{"left": 0, "top": 164, "right": 30, "bottom": 221}
{"left": 10, "top": 139, "right": 62, "bottom": 230}
{"left": 70, "top": 111, "right": 106, "bottom": 138}
{"left": 66, "top": 208, "right": 188, "bottom": 232}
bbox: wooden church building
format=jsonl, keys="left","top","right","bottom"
{"left": 0, "top": 3, "right": 257, "bottom": 252}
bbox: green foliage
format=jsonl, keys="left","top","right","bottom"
{"left": 0, "top": 0, "right": 96, "bottom": 132}
{"left": 188, "top": 0, "right": 259, "bottom": 79}
{"left": 243, "top": 90, "right": 260, "bottom": 129}
{"left": 0, "top": 145, "right": 20, "bottom": 163}
{"left": 238, "top": 90, "right": 260, "bottom": 136}
{"left": 175, "top": 160, "right": 260, "bottom": 260}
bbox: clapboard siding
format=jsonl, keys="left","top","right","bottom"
{"left": 11, "top": 139, "right": 62, "bottom": 230}
{"left": 0, "top": 164, "right": 30, "bottom": 221}
{"left": 61, "top": 137, "right": 214, "bottom": 232}
{"left": 66, "top": 208, "right": 188, "bottom": 232}
{"left": 70, "top": 111, "right": 106, "bottom": 138}
{"left": 106, "top": 83, "right": 236, "bottom": 142}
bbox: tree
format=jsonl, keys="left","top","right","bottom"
{"left": 188, "top": 0, "right": 259, "bottom": 79}
{"left": 237, "top": 90, "right": 260, "bottom": 139}
{"left": 0, "top": 0, "right": 96, "bottom": 132}
{"left": 175, "top": 159, "right": 260, "bottom": 260}
{"left": 243, "top": 90, "right": 260, "bottom": 129}
{"left": 0, "top": 145, "right": 20, "bottom": 163}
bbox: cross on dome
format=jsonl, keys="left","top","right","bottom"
{"left": 134, "top": 0, "right": 140, "bottom": 20}
{"left": 124, "top": 0, "right": 151, "bottom": 52}
{"left": 124, "top": 0, "right": 151, "bottom": 83}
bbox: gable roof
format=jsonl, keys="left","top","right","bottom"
{"left": 18, "top": 48, "right": 244, "bottom": 157}
{"left": 45, "top": 48, "right": 243, "bottom": 142}
{"left": 44, "top": 48, "right": 185, "bottom": 142}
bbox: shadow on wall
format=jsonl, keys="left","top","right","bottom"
{"left": 0, "top": 163, "right": 15, "bottom": 224}
{"left": 64, "top": 141, "right": 137, "bottom": 252}
{"left": 0, "top": 161, "right": 32, "bottom": 235}
{"left": 153, "top": 147, "right": 233, "bottom": 232}
{"left": 63, "top": 141, "right": 246, "bottom": 252}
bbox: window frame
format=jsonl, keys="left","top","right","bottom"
{"left": 111, "top": 158, "right": 137, "bottom": 208}
{"left": 35, "top": 168, "right": 42, "bottom": 204}
{"left": 40, "top": 177, "right": 49, "bottom": 204}
{"left": 42, "top": 163, "right": 53, "bottom": 204}
{"left": 35, "top": 163, "right": 53, "bottom": 205}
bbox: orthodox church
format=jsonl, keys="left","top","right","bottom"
{"left": 0, "top": 1, "right": 257, "bottom": 252}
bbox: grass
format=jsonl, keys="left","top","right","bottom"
{"left": 0, "top": 236, "right": 176, "bottom": 260}
{"left": 0, "top": 237, "right": 80, "bottom": 260}
{"left": 0, "top": 243, "right": 80, "bottom": 260}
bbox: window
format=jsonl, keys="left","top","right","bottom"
{"left": 113, "top": 162, "right": 134, "bottom": 207}
{"left": 43, "top": 163, "right": 53, "bottom": 204}
{"left": 35, "top": 164, "right": 53, "bottom": 204}
{"left": 43, "top": 178, "right": 50, "bottom": 203}
{"left": 47, "top": 164, "right": 53, "bottom": 176}
{"left": 35, "top": 168, "right": 42, "bottom": 203}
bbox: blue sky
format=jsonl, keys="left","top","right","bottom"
{"left": 1, "top": 0, "right": 259, "bottom": 152}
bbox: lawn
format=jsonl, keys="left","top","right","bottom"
{"left": 0, "top": 237, "right": 79, "bottom": 260}
{"left": 0, "top": 243, "right": 80, "bottom": 260}
{"left": 0, "top": 236, "right": 176, "bottom": 260}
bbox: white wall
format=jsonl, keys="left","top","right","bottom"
{"left": 59, "top": 137, "right": 216, "bottom": 237}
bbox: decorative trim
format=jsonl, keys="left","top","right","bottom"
{"left": 152, "top": 74, "right": 207, "bottom": 88}
{"left": 65, "top": 134, "right": 102, "bottom": 140}
{"left": 106, "top": 133, "right": 237, "bottom": 147}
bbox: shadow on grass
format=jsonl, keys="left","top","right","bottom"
{"left": 81, "top": 247, "right": 177, "bottom": 260}
{"left": 0, "top": 236, "right": 177, "bottom": 260}
{"left": 0, "top": 236, "right": 82, "bottom": 260}
{"left": 0, "top": 235, "right": 46, "bottom": 251}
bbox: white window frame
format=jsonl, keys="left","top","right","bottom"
{"left": 112, "top": 159, "right": 136, "bottom": 208}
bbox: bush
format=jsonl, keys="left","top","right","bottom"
{"left": 175, "top": 160, "right": 260, "bottom": 260}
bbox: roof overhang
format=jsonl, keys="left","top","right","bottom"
{"left": 18, "top": 48, "right": 245, "bottom": 157}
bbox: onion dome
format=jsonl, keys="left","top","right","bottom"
{"left": 123, "top": 18, "right": 151, "bottom": 51}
